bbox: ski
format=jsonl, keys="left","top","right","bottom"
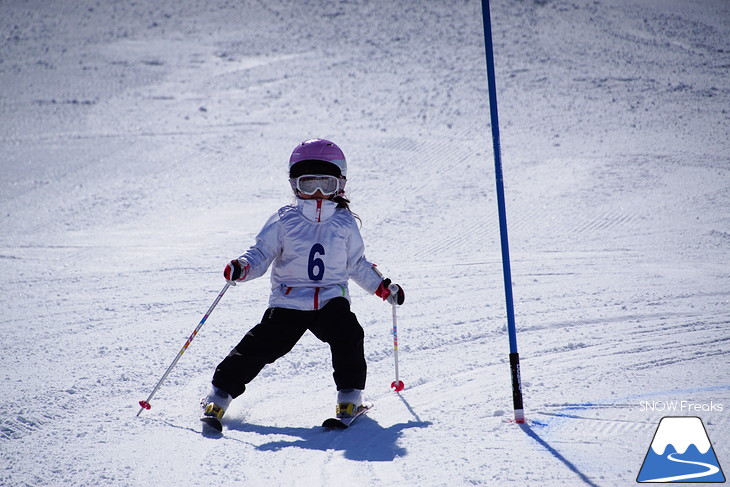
{"left": 322, "top": 402, "right": 372, "bottom": 430}
{"left": 200, "top": 416, "right": 223, "bottom": 433}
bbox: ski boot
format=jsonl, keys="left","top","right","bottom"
{"left": 322, "top": 388, "right": 371, "bottom": 429}
{"left": 336, "top": 388, "right": 364, "bottom": 419}
{"left": 200, "top": 386, "right": 232, "bottom": 433}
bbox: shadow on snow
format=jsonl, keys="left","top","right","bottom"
{"left": 224, "top": 416, "right": 431, "bottom": 462}
{"left": 518, "top": 423, "right": 600, "bottom": 487}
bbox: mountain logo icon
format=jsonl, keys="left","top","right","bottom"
{"left": 637, "top": 416, "right": 725, "bottom": 483}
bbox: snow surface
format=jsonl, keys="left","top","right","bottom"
{"left": 1, "top": 0, "right": 729, "bottom": 485}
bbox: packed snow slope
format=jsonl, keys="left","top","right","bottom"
{"left": 1, "top": 0, "right": 729, "bottom": 485}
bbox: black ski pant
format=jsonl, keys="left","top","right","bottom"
{"left": 212, "top": 297, "right": 366, "bottom": 398}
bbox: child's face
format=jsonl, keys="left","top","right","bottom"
{"left": 298, "top": 190, "right": 329, "bottom": 200}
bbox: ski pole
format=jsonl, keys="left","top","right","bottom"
{"left": 137, "top": 282, "right": 230, "bottom": 416}
{"left": 389, "top": 289, "right": 405, "bottom": 392}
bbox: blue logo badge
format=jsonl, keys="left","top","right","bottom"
{"left": 637, "top": 416, "right": 725, "bottom": 483}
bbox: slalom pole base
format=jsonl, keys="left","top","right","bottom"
{"left": 513, "top": 409, "right": 526, "bottom": 424}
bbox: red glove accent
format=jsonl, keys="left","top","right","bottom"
{"left": 376, "top": 279, "right": 405, "bottom": 305}
{"left": 375, "top": 279, "right": 392, "bottom": 300}
{"left": 224, "top": 260, "right": 249, "bottom": 282}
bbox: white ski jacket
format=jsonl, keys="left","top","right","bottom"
{"left": 236, "top": 198, "right": 384, "bottom": 311}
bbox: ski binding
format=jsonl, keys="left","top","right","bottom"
{"left": 322, "top": 402, "right": 372, "bottom": 429}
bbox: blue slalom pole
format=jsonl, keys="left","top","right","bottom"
{"left": 481, "top": 0, "right": 525, "bottom": 423}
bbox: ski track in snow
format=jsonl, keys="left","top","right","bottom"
{"left": 1, "top": 0, "right": 729, "bottom": 485}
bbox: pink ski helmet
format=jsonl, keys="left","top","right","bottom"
{"left": 288, "top": 138, "right": 347, "bottom": 179}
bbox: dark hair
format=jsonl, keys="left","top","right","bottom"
{"left": 332, "top": 194, "right": 361, "bottom": 226}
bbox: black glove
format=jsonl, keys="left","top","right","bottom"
{"left": 375, "top": 278, "right": 405, "bottom": 305}
{"left": 223, "top": 259, "right": 249, "bottom": 283}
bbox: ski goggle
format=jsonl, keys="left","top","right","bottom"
{"left": 291, "top": 175, "right": 344, "bottom": 196}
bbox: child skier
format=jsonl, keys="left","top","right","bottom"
{"left": 201, "top": 138, "right": 404, "bottom": 428}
